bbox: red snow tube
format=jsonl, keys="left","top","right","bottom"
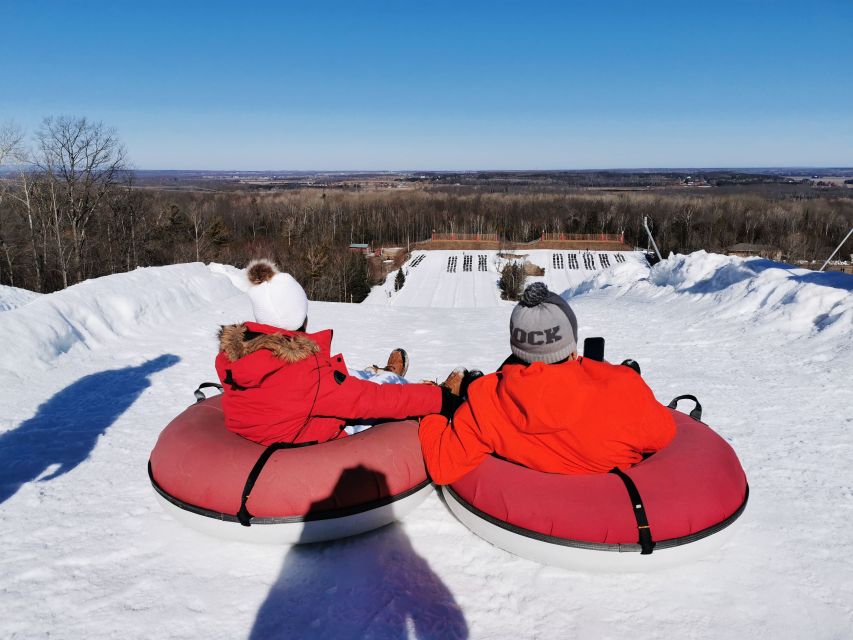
{"left": 148, "top": 394, "right": 432, "bottom": 544}
{"left": 442, "top": 405, "right": 748, "bottom": 569}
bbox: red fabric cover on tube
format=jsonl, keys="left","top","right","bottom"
{"left": 149, "top": 396, "right": 427, "bottom": 518}
{"left": 448, "top": 410, "right": 747, "bottom": 544}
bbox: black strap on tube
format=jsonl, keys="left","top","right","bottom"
{"left": 667, "top": 394, "right": 703, "bottom": 421}
{"left": 609, "top": 467, "right": 656, "bottom": 555}
{"left": 193, "top": 382, "right": 224, "bottom": 403}
{"left": 236, "top": 440, "right": 318, "bottom": 526}
{"left": 236, "top": 353, "right": 324, "bottom": 526}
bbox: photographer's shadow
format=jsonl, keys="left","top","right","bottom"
{"left": 250, "top": 465, "right": 468, "bottom": 640}
{"left": 0, "top": 354, "right": 180, "bottom": 504}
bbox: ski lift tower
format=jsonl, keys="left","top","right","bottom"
{"left": 643, "top": 216, "right": 663, "bottom": 262}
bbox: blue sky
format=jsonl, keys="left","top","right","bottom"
{"left": 1, "top": 1, "right": 851, "bottom": 169}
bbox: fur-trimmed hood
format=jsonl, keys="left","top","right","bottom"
{"left": 219, "top": 323, "right": 320, "bottom": 363}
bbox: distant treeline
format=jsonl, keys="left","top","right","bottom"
{"left": 1, "top": 118, "right": 851, "bottom": 301}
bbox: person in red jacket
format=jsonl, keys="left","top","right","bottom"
{"left": 216, "top": 259, "right": 452, "bottom": 446}
{"left": 419, "top": 282, "right": 676, "bottom": 485}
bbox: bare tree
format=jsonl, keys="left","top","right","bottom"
{"left": 186, "top": 200, "right": 214, "bottom": 262}
{"left": 281, "top": 215, "right": 297, "bottom": 247}
{"left": 9, "top": 151, "right": 52, "bottom": 292}
{"left": 0, "top": 123, "right": 26, "bottom": 286}
{"left": 305, "top": 245, "right": 329, "bottom": 299}
{"left": 35, "top": 116, "right": 127, "bottom": 284}
{"left": 108, "top": 174, "right": 143, "bottom": 271}
{"left": 0, "top": 123, "right": 22, "bottom": 164}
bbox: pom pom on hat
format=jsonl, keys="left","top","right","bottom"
{"left": 245, "top": 258, "right": 308, "bottom": 331}
{"left": 520, "top": 281, "right": 550, "bottom": 307}
{"left": 247, "top": 259, "right": 278, "bottom": 285}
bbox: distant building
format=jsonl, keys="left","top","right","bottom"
{"left": 348, "top": 243, "right": 371, "bottom": 254}
{"left": 726, "top": 243, "right": 783, "bottom": 261}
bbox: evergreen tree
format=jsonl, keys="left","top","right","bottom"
{"left": 348, "top": 259, "right": 371, "bottom": 302}
{"left": 394, "top": 268, "right": 406, "bottom": 291}
{"left": 498, "top": 261, "right": 525, "bottom": 300}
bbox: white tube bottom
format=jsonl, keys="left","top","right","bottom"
{"left": 155, "top": 483, "right": 433, "bottom": 545}
{"left": 441, "top": 486, "right": 740, "bottom": 573}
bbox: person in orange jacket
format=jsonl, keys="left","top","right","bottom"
{"left": 419, "top": 282, "right": 676, "bottom": 485}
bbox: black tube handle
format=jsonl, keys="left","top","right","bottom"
{"left": 667, "top": 394, "right": 703, "bottom": 421}
{"left": 194, "top": 382, "right": 224, "bottom": 403}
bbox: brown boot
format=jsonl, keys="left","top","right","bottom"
{"left": 383, "top": 348, "right": 409, "bottom": 377}
{"left": 440, "top": 368, "right": 467, "bottom": 396}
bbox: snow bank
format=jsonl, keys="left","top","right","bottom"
{"left": 647, "top": 251, "right": 853, "bottom": 336}
{"left": 560, "top": 260, "right": 651, "bottom": 297}
{"left": 0, "top": 263, "right": 242, "bottom": 371}
{"left": 558, "top": 251, "right": 852, "bottom": 339}
{"left": 208, "top": 262, "right": 251, "bottom": 292}
{"left": 0, "top": 284, "right": 41, "bottom": 312}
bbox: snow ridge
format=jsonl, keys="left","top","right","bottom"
{"left": 0, "top": 263, "right": 241, "bottom": 371}
{"left": 559, "top": 251, "right": 852, "bottom": 338}
{"left": 648, "top": 252, "right": 853, "bottom": 337}
{"left": 0, "top": 284, "right": 42, "bottom": 312}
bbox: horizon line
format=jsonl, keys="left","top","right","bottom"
{"left": 127, "top": 166, "right": 853, "bottom": 173}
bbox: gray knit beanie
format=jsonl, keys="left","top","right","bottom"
{"left": 510, "top": 283, "right": 578, "bottom": 364}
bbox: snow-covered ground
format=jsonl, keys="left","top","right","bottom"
{"left": 1, "top": 253, "right": 852, "bottom": 639}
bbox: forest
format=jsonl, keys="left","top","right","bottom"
{"left": 2, "top": 118, "right": 852, "bottom": 302}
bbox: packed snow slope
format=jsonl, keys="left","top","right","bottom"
{"left": 1, "top": 253, "right": 851, "bottom": 640}
{"left": 365, "top": 249, "right": 647, "bottom": 307}
{"left": 0, "top": 284, "right": 41, "bottom": 312}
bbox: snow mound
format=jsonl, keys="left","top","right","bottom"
{"left": 0, "top": 284, "right": 42, "bottom": 312}
{"left": 560, "top": 260, "right": 651, "bottom": 297}
{"left": 0, "top": 263, "right": 242, "bottom": 371}
{"left": 209, "top": 262, "right": 251, "bottom": 292}
{"left": 647, "top": 251, "right": 853, "bottom": 337}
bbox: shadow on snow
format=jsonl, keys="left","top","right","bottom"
{"left": 0, "top": 354, "right": 180, "bottom": 504}
{"left": 250, "top": 465, "right": 468, "bottom": 640}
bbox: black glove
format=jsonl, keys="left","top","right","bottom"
{"left": 620, "top": 359, "right": 642, "bottom": 375}
{"left": 438, "top": 370, "right": 485, "bottom": 419}
{"left": 460, "top": 369, "right": 484, "bottom": 399}
{"left": 439, "top": 386, "right": 464, "bottom": 419}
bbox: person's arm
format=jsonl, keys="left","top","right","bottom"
{"left": 312, "top": 368, "right": 447, "bottom": 420}
{"left": 629, "top": 376, "right": 677, "bottom": 452}
{"left": 419, "top": 401, "right": 492, "bottom": 485}
{"left": 642, "top": 399, "right": 677, "bottom": 451}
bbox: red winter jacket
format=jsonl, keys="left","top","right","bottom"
{"left": 215, "top": 322, "right": 443, "bottom": 445}
{"left": 419, "top": 357, "right": 676, "bottom": 485}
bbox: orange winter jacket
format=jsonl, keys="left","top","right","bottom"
{"left": 419, "top": 357, "right": 676, "bottom": 485}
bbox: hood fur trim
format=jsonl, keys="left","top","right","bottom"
{"left": 218, "top": 323, "right": 320, "bottom": 363}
